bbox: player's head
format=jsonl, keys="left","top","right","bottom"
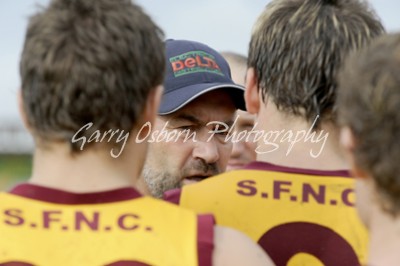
{"left": 142, "top": 39, "right": 245, "bottom": 198}
{"left": 20, "top": 0, "right": 165, "bottom": 155}
{"left": 338, "top": 33, "right": 400, "bottom": 224}
{"left": 246, "top": 0, "right": 384, "bottom": 126}
{"left": 221, "top": 52, "right": 257, "bottom": 171}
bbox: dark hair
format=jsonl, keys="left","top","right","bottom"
{"left": 20, "top": 0, "right": 165, "bottom": 151}
{"left": 248, "top": 0, "right": 384, "bottom": 125}
{"left": 338, "top": 33, "right": 400, "bottom": 214}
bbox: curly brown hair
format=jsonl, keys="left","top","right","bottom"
{"left": 248, "top": 0, "right": 384, "bottom": 126}
{"left": 20, "top": 0, "right": 165, "bottom": 151}
{"left": 338, "top": 33, "right": 400, "bottom": 215}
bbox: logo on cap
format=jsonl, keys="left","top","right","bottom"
{"left": 169, "top": 51, "right": 224, "bottom": 77}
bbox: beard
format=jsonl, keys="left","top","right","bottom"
{"left": 141, "top": 165, "right": 182, "bottom": 198}
{"left": 141, "top": 160, "right": 220, "bottom": 198}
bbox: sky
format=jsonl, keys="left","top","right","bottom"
{"left": 0, "top": 0, "right": 399, "bottom": 124}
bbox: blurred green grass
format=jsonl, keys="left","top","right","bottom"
{"left": 0, "top": 154, "right": 31, "bottom": 191}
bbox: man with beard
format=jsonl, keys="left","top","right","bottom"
{"left": 137, "top": 39, "right": 246, "bottom": 198}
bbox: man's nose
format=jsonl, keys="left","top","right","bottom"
{"left": 192, "top": 138, "right": 220, "bottom": 164}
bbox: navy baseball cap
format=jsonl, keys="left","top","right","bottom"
{"left": 159, "top": 39, "right": 246, "bottom": 115}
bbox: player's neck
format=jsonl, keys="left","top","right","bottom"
{"left": 367, "top": 206, "right": 400, "bottom": 266}
{"left": 28, "top": 140, "right": 145, "bottom": 193}
{"left": 254, "top": 106, "right": 348, "bottom": 170}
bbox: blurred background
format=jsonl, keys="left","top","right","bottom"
{"left": 0, "top": 0, "right": 399, "bottom": 190}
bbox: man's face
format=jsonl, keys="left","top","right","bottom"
{"left": 142, "top": 90, "right": 236, "bottom": 198}
{"left": 227, "top": 110, "right": 257, "bottom": 171}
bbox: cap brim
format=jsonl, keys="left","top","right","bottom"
{"left": 158, "top": 83, "right": 246, "bottom": 115}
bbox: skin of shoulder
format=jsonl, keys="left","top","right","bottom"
{"left": 212, "top": 225, "right": 275, "bottom": 266}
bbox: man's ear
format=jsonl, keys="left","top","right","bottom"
{"left": 340, "top": 126, "right": 369, "bottom": 179}
{"left": 245, "top": 68, "right": 260, "bottom": 115}
{"left": 18, "top": 90, "right": 31, "bottom": 132}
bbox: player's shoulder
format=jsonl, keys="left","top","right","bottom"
{"left": 0, "top": 191, "right": 29, "bottom": 202}
{"left": 0, "top": 191, "right": 9, "bottom": 197}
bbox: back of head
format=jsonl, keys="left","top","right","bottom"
{"left": 248, "top": 0, "right": 384, "bottom": 125}
{"left": 20, "top": 0, "right": 165, "bottom": 151}
{"left": 338, "top": 33, "right": 400, "bottom": 215}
